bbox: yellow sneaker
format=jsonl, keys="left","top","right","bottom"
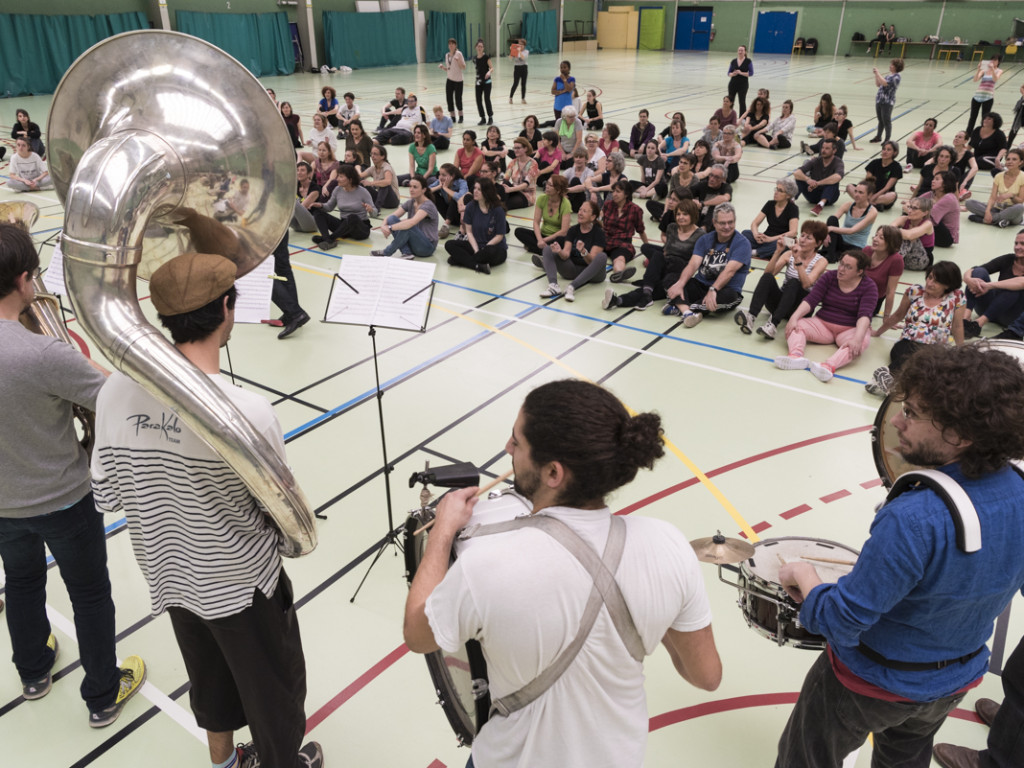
{"left": 88, "top": 655, "right": 146, "bottom": 728}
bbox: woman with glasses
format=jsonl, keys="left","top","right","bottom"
{"left": 742, "top": 177, "right": 799, "bottom": 260}
{"left": 774, "top": 249, "right": 877, "bottom": 383}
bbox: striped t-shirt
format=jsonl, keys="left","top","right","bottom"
{"left": 92, "top": 372, "right": 285, "bottom": 620}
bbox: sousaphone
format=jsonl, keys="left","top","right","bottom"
{"left": 47, "top": 30, "right": 316, "bottom": 556}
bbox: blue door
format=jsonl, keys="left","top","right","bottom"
{"left": 675, "top": 10, "right": 694, "bottom": 50}
{"left": 753, "top": 11, "right": 797, "bottom": 55}
{"left": 675, "top": 7, "right": 712, "bottom": 51}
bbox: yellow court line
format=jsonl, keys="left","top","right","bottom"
{"left": 431, "top": 302, "right": 759, "bottom": 541}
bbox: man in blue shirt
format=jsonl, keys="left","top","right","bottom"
{"left": 776, "top": 344, "right": 1024, "bottom": 768}
{"left": 663, "top": 201, "right": 750, "bottom": 326}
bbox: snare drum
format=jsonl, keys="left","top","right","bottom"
{"left": 871, "top": 340, "right": 1024, "bottom": 487}
{"left": 734, "top": 537, "right": 859, "bottom": 650}
{"left": 404, "top": 488, "right": 531, "bottom": 746}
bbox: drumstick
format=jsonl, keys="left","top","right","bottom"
{"left": 800, "top": 555, "right": 856, "bottom": 566}
{"left": 413, "top": 469, "right": 515, "bottom": 536}
{"left": 776, "top": 553, "right": 788, "bottom": 566}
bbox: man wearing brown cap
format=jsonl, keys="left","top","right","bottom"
{"left": 90, "top": 252, "right": 322, "bottom": 768}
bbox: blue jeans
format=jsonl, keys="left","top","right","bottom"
{"left": 0, "top": 493, "right": 119, "bottom": 712}
{"left": 384, "top": 214, "right": 437, "bottom": 257}
{"left": 795, "top": 180, "right": 840, "bottom": 207}
{"left": 967, "top": 268, "right": 1024, "bottom": 326}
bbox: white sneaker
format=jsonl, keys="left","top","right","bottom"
{"left": 809, "top": 361, "right": 834, "bottom": 382}
{"left": 757, "top": 321, "right": 777, "bottom": 339}
{"left": 438, "top": 223, "right": 450, "bottom": 239}
{"left": 564, "top": 285, "right": 575, "bottom": 302}
{"left": 602, "top": 288, "right": 615, "bottom": 310}
{"left": 774, "top": 355, "right": 809, "bottom": 370}
{"left": 682, "top": 311, "right": 703, "bottom": 328}
{"left": 539, "top": 282, "right": 562, "bottom": 298}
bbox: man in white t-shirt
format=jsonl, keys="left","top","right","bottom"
{"left": 404, "top": 379, "right": 722, "bottom": 768}
{"left": 376, "top": 93, "right": 426, "bottom": 146}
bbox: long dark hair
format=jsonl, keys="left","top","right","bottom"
{"left": 474, "top": 177, "right": 504, "bottom": 211}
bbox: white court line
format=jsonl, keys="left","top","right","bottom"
{"left": 44, "top": 604, "right": 207, "bottom": 743}
{"left": 434, "top": 296, "right": 879, "bottom": 413}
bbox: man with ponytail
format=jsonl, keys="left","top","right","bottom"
{"left": 405, "top": 379, "right": 721, "bottom": 768}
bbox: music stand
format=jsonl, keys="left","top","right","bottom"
{"left": 322, "top": 255, "right": 436, "bottom": 602}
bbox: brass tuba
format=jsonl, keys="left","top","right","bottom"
{"left": 47, "top": 30, "right": 317, "bottom": 557}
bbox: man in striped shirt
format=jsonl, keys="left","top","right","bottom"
{"left": 91, "top": 252, "right": 322, "bottom": 768}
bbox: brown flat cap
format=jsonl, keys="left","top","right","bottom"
{"left": 150, "top": 252, "right": 237, "bottom": 316}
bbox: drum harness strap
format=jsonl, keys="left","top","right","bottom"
{"left": 458, "top": 514, "right": 645, "bottom": 718}
{"left": 857, "top": 461, "right": 1024, "bottom": 672}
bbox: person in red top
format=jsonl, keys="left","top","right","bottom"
{"left": 906, "top": 118, "right": 941, "bottom": 170}
{"left": 601, "top": 180, "right": 649, "bottom": 283}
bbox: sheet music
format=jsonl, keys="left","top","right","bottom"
{"left": 233, "top": 258, "right": 276, "bottom": 324}
{"left": 42, "top": 239, "right": 67, "bottom": 296}
{"left": 325, "top": 255, "right": 434, "bottom": 331}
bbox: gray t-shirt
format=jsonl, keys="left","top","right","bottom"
{"left": 800, "top": 154, "right": 845, "bottom": 182}
{"left": 322, "top": 184, "right": 375, "bottom": 218}
{"left": 0, "top": 320, "right": 105, "bottom": 517}
{"left": 399, "top": 198, "right": 440, "bottom": 246}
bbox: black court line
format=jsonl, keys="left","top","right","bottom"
{"left": 219, "top": 368, "right": 330, "bottom": 414}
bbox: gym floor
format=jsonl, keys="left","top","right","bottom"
{"left": 1, "top": 45, "right": 1021, "bottom": 767}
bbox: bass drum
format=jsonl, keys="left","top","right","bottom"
{"left": 871, "top": 339, "right": 1024, "bottom": 487}
{"left": 404, "top": 488, "right": 531, "bottom": 746}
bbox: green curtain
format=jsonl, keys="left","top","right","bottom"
{"left": 323, "top": 10, "right": 417, "bottom": 69}
{"left": 638, "top": 8, "right": 665, "bottom": 50}
{"left": 523, "top": 10, "right": 558, "bottom": 54}
{"left": 427, "top": 11, "right": 467, "bottom": 63}
{"left": 0, "top": 12, "right": 148, "bottom": 97}
{"left": 176, "top": 11, "right": 293, "bottom": 77}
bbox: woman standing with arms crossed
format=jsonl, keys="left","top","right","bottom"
{"left": 727, "top": 45, "right": 753, "bottom": 115}
{"left": 870, "top": 58, "right": 903, "bottom": 143}
{"left": 440, "top": 38, "right": 466, "bottom": 124}
{"left": 473, "top": 39, "right": 494, "bottom": 126}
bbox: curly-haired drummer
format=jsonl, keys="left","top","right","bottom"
{"left": 777, "top": 343, "right": 1024, "bottom": 768}
{"left": 404, "top": 379, "right": 721, "bottom": 768}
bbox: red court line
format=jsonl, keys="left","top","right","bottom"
{"left": 616, "top": 425, "right": 872, "bottom": 516}
{"left": 426, "top": 761, "right": 447, "bottom": 768}
{"left": 649, "top": 692, "right": 982, "bottom": 729}
{"left": 861, "top": 478, "right": 884, "bottom": 489}
{"left": 780, "top": 504, "right": 812, "bottom": 520}
{"left": 821, "top": 489, "right": 852, "bottom": 504}
{"left": 305, "top": 643, "right": 410, "bottom": 733}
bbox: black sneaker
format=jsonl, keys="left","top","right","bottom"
{"left": 967, "top": 214, "right": 984, "bottom": 224}
{"left": 994, "top": 328, "right": 1023, "bottom": 340}
{"left": 0, "top": 146, "right": 6, "bottom": 161}
{"left": 963, "top": 319, "right": 982, "bottom": 339}
{"left": 636, "top": 294, "right": 654, "bottom": 310}
{"left": 235, "top": 742, "right": 260, "bottom": 768}
{"left": 298, "top": 741, "right": 324, "bottom": 767}
{"left": 311, "top": 235, "right": 325, "bottom": 244}
{"left": 22, "top": 634, "right": 58, "bottom": 700}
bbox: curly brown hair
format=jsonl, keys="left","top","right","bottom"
{"left": 893, "top": 344, "right": 1024, "bottom": 478}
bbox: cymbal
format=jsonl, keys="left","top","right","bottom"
{"left": 690, "top": 531, "right": 755, "bottom": 564}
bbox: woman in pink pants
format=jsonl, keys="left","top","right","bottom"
{"left": 774, "top": 249, "right": 877, "bottom": 382}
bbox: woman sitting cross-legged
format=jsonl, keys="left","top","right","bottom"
{"left": 501, "top": 138, "right": 539, "bottom": 210}
{"left": 736, "top": 219, "right": 829, "bottom": 339}
{"left": 741, "top": 176, "right": 799, "bottom": 260}
{"left": 434, "top": 163, "right": 469, "bottom": 240}
{"left": 563, "top": 148, "right": 595, "bottom": 212}
{"left": 602, "top": 179, "right": 650, "bottom": 282}
{"left": 310, "top": 164, "right": 376, "bottom": 250}
{"left": 754, "top": 99, "right": 796, "bottom": 150}
{"left": 774, "top": 248, "right": 877, "bottom": 383}
{"left": 824, "top": 179, "right": 878, "bottom": 262}
{"left": 537, "top": 199, "right": 609, "bottom": 301}
{"left": 866, "top": 260, "right": 966, "bottom": 396}
{"left": 515, "top": 175, "right": 571, "bottom": 256}
{"left": 398, "top": 124, "right": 438, "bottom": 187}
{"left": 894, "top": 196, "right": 936, "bottom": 271}
{"left": 965, "top": 147, "right": 1024, "bottom": 228}
{"left": 603, "top": 199, "right": 702, "bottom": 311}
{"left": 918, "top": 169, "right": 961, "bottom": 247}
{"left": 444, "top": 178, "right": 507, "bottom": 274}
{"left": 862, "top": 225, "right": 905, "bottom": 319}
{"left": 370, "top": 176, "right": 440, "bottom": 259}
{"left": 360, "top": 144, "right": 401, "bottom": 211}
{"left": 631, "top": 140, "right": 667, "bottom": 200}
{"left": 584, "top": 150, "right": 627, "bottom": 206}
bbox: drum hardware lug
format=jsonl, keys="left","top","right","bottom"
{"left": 471, "top": 677, "right": 489, "bottom": 699}
{"left": 459, "top": 523, "right": 481, "bottom": 540}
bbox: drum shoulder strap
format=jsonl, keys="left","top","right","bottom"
{"left": 886, "top": 469, "right": 981, "bottom": 553}
{"left": 459, "top": 515, "right": 645, "bottom": 717}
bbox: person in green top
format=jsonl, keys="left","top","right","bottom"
{"left": 399, "top": 125, "right": 437, "bottom": 187}
{"left": 514, "top": 175, "right": 572, "bottom": 255}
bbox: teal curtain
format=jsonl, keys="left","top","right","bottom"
{"left": 523, "top": 10, "right": 558, "bottom": 54}
{"left": 176, "top": 11, "right": 293, "bottom": 77}
{"left": 323, "top": 10, "right": 417, "bottom": 69}
{"left": 427, "top": 11, "right": 467, "bottom": 63}
{"left": 0, "top": 12, "right": 148, "bottom": 97}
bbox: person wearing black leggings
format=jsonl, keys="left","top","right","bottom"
{"left": 473, "top": 39, "right": 493, "bottom": 125}
{"left": 509, "top": 39, "right": 528, "bottom": 104}
{"left": 440, "top": 39, "right": 466, "bottom": 124}
{"left": 726, "top": 45, "right": 753, "bottom": 115}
